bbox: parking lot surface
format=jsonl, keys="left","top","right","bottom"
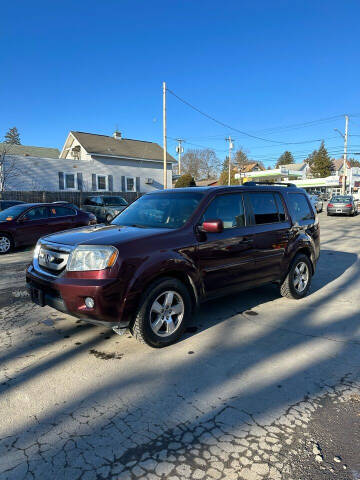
{"left": 1, "top": 213, "right": 360, "bottom": 480}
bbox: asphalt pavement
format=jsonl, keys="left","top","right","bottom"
{"left": 1, "top": 213, "right": 360, "bottom": 480}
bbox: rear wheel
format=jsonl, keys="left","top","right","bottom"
{"left": 280, "top": 254, "right": 312, "bottom": 299}
{"left": 131, "top": 277, "right": 192, "bottom": 347}
{"left": 0, "top": 234, "right": 13, "bottom": 254}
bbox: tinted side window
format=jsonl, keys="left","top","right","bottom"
{"left": 84, "top": 197, "right": 97, "bottom": 206}
{"left": 287, "top": 193, "right": 314, "bottom": 223}
{"left": 248, "top": 193, "right": 279, "bottom": 224}
{"left": 203, "top": 194, "right": 245, "bottom": 229}
{"left": 49, "top": 206, "right": 76, "bottom": 217}
{"left": 23, "top": 207, "right": 49, "bottom": 220}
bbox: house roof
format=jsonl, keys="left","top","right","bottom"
{"left": 332, "top": 158, "right": 350, "bottom": 171}
{"left": 238, "top": 162, "right": 265, "bottom": 173}
{"left": 281, "top": 162, "right": 306, "bottom": 171}
{"left": 70, "top": 131, "right": 175, "bottom": 163}
{"left": 0, "top": 143, "right": 60, "bottom": 159}
{"left": 196, "top": 178, "right": 218, "bottom": 186}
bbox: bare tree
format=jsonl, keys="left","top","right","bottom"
{"left": 181, "top": 148, "right": 220, "bottom": 180}
{"left": 0, "top": 142, "right": 23, "bottom": 193}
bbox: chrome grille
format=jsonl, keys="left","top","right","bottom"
{"left": 34, "top": 241, "right": 74, "bottom": 276}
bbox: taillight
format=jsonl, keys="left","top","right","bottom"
{"left": 345, "top": 203, "right": 352, "bottom": 207}
{"left": 328, "top": 203, "right": 333, "bottom": 208}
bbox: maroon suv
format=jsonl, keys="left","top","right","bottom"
{"left": 0, "top": 203, "right": 95, "bottom": 254}
{"left": 26, "top": 184, "right": 320, "bottom": 347}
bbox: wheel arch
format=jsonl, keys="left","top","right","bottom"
{"left": 292, "top": 246, "right": 315, "bottom": 275}
{"left": 122, "top": 267, "right": 201, "bottom": 329}
{"left": 139, "top": 270, "right": 199, "bottom": 310}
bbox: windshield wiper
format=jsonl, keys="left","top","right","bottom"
{"left": 129, "top": 224, "right": 148, "bottom": 228}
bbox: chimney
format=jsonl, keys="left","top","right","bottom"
{"left": 113, "top": 130, "right": 122, "bottom": 140}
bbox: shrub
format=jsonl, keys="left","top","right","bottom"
{"left": 175, "top": 174, "right": 196, "bottom": 188}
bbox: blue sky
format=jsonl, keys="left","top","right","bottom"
{"left": 1, "top": 0, "right": 360, "bottom": 167}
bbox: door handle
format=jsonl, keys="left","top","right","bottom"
{"left": 239, "top": 237, "right": 253, "bottom": 244}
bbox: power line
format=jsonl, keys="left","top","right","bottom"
{"left": 166, "top": 87, "right": 325, "bottom": 146}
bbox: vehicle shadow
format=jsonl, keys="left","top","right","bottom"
{"left": 186, "top": 248, "right": 357, "bottom": 337}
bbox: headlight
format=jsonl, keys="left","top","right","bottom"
{"left": 34, "top": 240, "right": 41, "bottom": 259}
{"left": 67, "top": 245, "right": 118, "bottom": 271}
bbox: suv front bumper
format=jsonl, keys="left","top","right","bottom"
{"left": 26, "top": 265, "right": 129, "bottom": 329}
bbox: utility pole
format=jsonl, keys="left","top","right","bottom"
{"left": 334, "top": 115, "right": 349, "bottom": 194}
{"left": 176, "top": 139, "right": 184, "bottom": 175}
{"left": 163, "top": 82, "right": 167, "bottom": 189}
{"left": 225, "top": 136, "right": 234, "bottom": 186}
{"left": 343, "top": 114, "right": 349, "bottom": 194}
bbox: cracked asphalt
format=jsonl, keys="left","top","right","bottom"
{"left": 1, "top": 213, "right": 360, "bottom": 479}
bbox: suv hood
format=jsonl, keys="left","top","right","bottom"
{"left": 41, "top": 224, "right": 170, "bottom": 246}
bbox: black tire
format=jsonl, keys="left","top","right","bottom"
{"left": 106, "top": 214, "right": 113, "bottom": 224}
{"left": 131, "top": 277, "right": 192, "bottom": 348}
{"left": 327, "top": 212, "right": 331, "bottom": 216}
{"left": 280, "top": 254, "right": 312, "bottom": 300}
{"left": 0, "top": 233, "right": 13, "bottom": 255}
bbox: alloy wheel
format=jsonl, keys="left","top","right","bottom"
{"left": 0, "top": 236, "right": 11, "bottom": 253}
{"left": 149, "top": 290, "right": 184, "bottom": 337}
{"left": 293, "top": 261, "right": 309, "bottom": 293}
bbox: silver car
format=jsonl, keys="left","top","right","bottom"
{"left": 309, "top": 195, "right": 323, "bottom": 213}
{"left": 327, "top": 195, "right": 358, "bottom": 216}
{"left": 83, "top": 195, "right": 128, "bottom": 223}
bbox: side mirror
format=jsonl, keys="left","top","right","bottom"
{"left": 201, "top": 219, "right": 224, "bottom": 233}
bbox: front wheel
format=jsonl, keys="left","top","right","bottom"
{"left": 0, "top": 234, "right": 13, "bottom": 254}
{"left": 131, "top": 278, "right": 192, "bottom": 347}
{"left": 280, "top": 254, "right": 312, "bottom": 299}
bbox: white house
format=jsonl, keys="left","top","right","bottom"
{"left": 1, "top": 131, "right": 174, "bottom": 193}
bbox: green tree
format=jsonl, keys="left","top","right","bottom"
{"left": 174, "top": 173, "right": 196, "bottom": 188}
{"left": 276, "top": 151, "right": 294, "bottom": 168}
{"left": 233, "top": 148, "right": 251, "bottom": 170}
{"left": 308, "top": 142, "right": 333, "bottom": 178}
{"left": 4, "top": 127, "right": 21, "bottom": 145}
{"left": 218, "top": 157, "right": 239, "bottom": 185}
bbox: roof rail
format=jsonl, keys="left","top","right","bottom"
{"left": 243, "top": 181, "right": 297, "bottom": 188}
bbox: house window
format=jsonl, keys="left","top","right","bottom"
{"left": 64, "top": 173, "right": 76, "bottom": 190}
{"left": 126, "top": 176, "right": 136, "bottom": 192}
{"left": 97, "top": 175, "right": 107, "bottom": 191}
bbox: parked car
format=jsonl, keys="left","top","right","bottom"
{"left": 82, "top": 196, "right": 128, "bottom": 223}
{"left": 0, "top": 203, "right": 96, "bottom": 254}
{"left": 52, "top": 201, "right": 97, "bottom": 224}
{"left": 0, "top": 200, "right": 25, "bottom": 211}
{"left": 26, "top": 183, "right": 320, "bottom": 347}
{"left": 327, "top": 195, "right": 358, "bottom": 216}
{"left": 308, "top": 194, "right": 323, "bottom": 213}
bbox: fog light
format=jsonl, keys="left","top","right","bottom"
{"left": 85, "top": 297, "right": 95, "bottom": 309}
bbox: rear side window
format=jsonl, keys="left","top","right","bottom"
{"left": 287, "top": 193, "right": 314, "bottom": 223}
{"left": 23, "top": 207, "right": 49, "bottom": 221}
{"left": 49, "top": 206, "right": 76, "bottom": 217}
{"left": 84, "top": 197, "right": 97, "bottom": 206}
{"left": 203, "top": 193, "right": 245, "bottom": 229}
{"left": 247, "top": 192, "right": 284, "bottom": 224}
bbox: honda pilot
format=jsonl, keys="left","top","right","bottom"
{"left": 26, "top": 183, "right": 320, "bottom": 348}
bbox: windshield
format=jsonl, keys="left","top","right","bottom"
{"left": 0, "top": 204, "right": 30, "bottom": 221}
{"left": 331, "top": 196, "right": 352, "bottom": 203}
{"left": 103, "top": 196, "right": 128, "bottom": 206}
{"left": 111, "top": 192, "right": 204, "bottom": 229}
